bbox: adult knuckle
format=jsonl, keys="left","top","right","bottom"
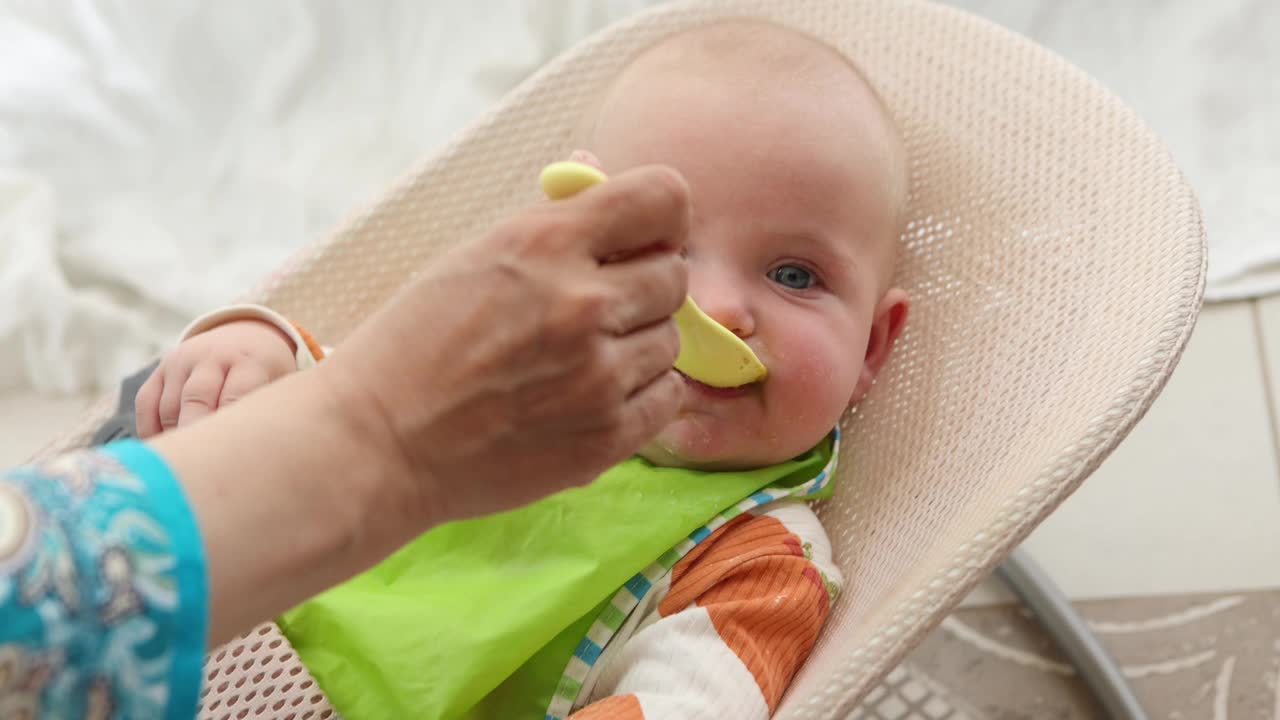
{"left": 633, "top": 400, "right": 658, "bottom": 436}
{"left": 579, "top": 360, "right": 624, "bottom": 408}
{"left": 600, "top": 338, "right": 631, "bottom": 378}
{"left": 664, "top": 256, "right": 689, "bottom": 301}
{"left": 578, "top": 331, "right": 604, "bottom": 362}
{"left": 511, "top": 210, "right": 576, "bottom": 257}
{"left": 580, "top": 344, "right": 613, "bottom": 389}
{"left": 645, "top": 166, "right": 690, "bottom": 214}
{"left": 563, "top": 287, "right": 609, "bottom": 330}
{"left": 592, "top": 182, "right": 630, "bottom": 217}
{"left": 649, "top": 373, "right": 679, "bottom": 408}
{"left": 623, "top": 264, "right": 659, "bottom": 301}
{"left": 479, "top": 257, "right": 539, "bottom": 315}
{"left": 487, "top": 218, "right": 529, "bottom": 256}
{"left": 597, "top": 404, "right": 626, "bottom": 435}
{"left": 596, "top": 353, "right": 627, "bottom": 397}
{"left": 529, "top": 218, "right": 568, "bottom": 254}
{"left": 659, "top": 320, "right": 681, "bottom": 362}
{"left": 646, "top": 269, "right": 684, "bottom": 317}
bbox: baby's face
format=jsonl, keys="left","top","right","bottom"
{"left": 585, "top": 35, "right": 908, "bottom": 470}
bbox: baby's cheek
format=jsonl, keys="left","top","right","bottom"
{"left": 656, "top": 415, "right": 715, "bottom": 452}
{"left": 769, "top": 331, "right": 862, "bottom": 427}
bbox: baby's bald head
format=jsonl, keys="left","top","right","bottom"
{"left": 577, "top": 20, "right": 908, "bottom": 290}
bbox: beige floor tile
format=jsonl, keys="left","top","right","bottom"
{"left": 965, "top": 301, "right": 1280, "bottom": 605}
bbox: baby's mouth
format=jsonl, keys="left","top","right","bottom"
{"left": 677, "top": 371, "right": 755, "bottom": 398}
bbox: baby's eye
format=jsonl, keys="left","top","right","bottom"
{"left": 768, "top": 264, "right": 816, "bottom": 290}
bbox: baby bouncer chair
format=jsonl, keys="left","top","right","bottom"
{"left": 39, "top": 0, "right": 1206, "bottom": 717}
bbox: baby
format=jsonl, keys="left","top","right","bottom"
{"left": 141, "top": 20, "right": 908, "bottom": 720}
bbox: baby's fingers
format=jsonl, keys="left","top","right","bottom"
{"left": 134, "top": 368, "right": 164, "bottom": 438}
{"left": 219, "top": 363, "right": 271, "bottom": 407}
{"left": 178, "top": 362, "right": 229, "bottom": 428}
{"left": 158, "top": 361, "right": 188, "bottom": 432}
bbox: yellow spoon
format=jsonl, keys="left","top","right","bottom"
{"left": 539, "top": 161, "right": 768, "bottom": 388}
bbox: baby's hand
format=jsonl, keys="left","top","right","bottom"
{"left": 135, "top": 320, "right": 298, "bottom": 437}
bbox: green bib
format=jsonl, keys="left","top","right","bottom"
{"left": 279, "top": 433, "right": 837, "bottom": 719}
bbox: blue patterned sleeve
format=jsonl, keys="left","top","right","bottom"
{"left": 0, "top": 440, "right": 209, "bottom": 719}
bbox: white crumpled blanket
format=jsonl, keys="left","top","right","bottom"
{"left": 0, "top": 0, "right": 652, "bottom": 394}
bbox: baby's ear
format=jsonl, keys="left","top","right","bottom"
{"left": 849, "top": 288, "right": 909, "bottom": 407}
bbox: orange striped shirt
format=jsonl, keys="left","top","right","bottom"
{"left": 572, "top": 499, "right": 841, "bottom": 719}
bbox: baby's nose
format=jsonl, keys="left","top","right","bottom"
{"left": 689, "top": 279, "right": 755, "bottom": 338}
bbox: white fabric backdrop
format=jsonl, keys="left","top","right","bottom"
{"left": 0, "top": 0, "right": 653, "bottom": 394}
{"left": 0, "top": 1, "right": 1273, "bottom": 394}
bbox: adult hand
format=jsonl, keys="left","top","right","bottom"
{"left": 153, "top": 165, "right": 688, "bottom": 642}
{"left": 321, "top": 164, "right": 691, "bottom": 524}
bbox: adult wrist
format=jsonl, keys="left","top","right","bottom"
{"left": 307, "top": 360, "right": 447, "bottom": 553}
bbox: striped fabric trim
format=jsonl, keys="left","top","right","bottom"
{"left": 544, "top": 428, "right": 841, "bottom": 720}
{"left": 288, "top": 320, "right": 327, "bottom": 363}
